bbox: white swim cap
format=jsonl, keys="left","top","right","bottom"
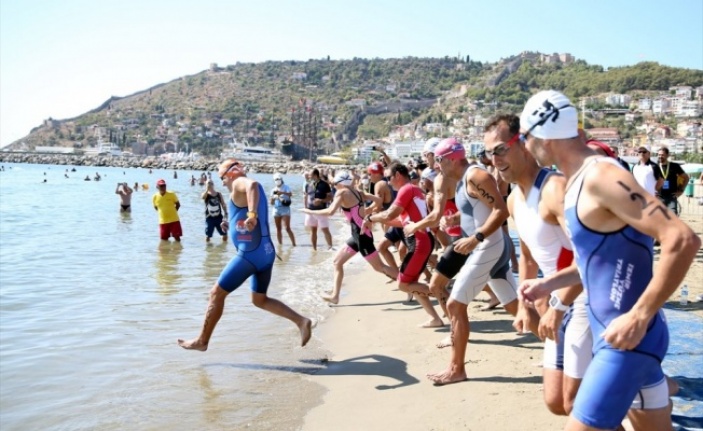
{"left": 423, "top": 137, "right": 442, "bottom": 155}
{"left": 333, "top": 171, "right": 353, "bottom": 186}
{"left": 421, "top": 167, "right": 438, "bottom": 182}
{"left": 520, "top": 90, "right": 578, "bottom": 140}
{"left": 273, "top": 172, "right": 282, "bottom": 181}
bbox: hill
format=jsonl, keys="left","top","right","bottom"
{"left": 8, "top": 53, "right": 703, "bottom": 158}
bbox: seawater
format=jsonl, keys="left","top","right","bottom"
{"left": 0, "top": 163, "right": 359, "bottom": 430}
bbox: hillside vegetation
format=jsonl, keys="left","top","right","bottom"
{"left": 12, "top": 54, "right": 703, "bottom": 156}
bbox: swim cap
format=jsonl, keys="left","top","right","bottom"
{"left": 434, "top": 137, "right": 466, "bottom": 160}
{"left": 586, "top": 139, "right": 616, "bottom": 158}
{"left": 333, "top": 171, "right": 353, "bottom": 186}
{"left": 156, "top": 179, "right": 166, "bottom": 186}
{"left": 423, "top": 137, "right": 442, "bottom": 155}
{"left": 273, "top": 172, "right": 282, "bottom": 181}
{"left": 520, "top": 90, "right": 578, "bottom": 140}
{"left": 421, "top": 167, "right": 438, "bottom": 182}
{"left": 367, "top": 162, "right": 384, "bottom": 175}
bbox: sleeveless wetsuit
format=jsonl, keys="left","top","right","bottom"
{"left": 513, "top": 168, "right": 590, "bottom": 378}
{"left": 342, "top": 189, "right": 378, "bottom": 258}
{"left": 217, "top": 183, "right": 276, "bottom": 294}
{"left": 565, "top": 158, "right": 669, "bottom": 429}
{"left": 450, "top": 165, "right": 517, "bottom": 306}
{"left": 394, "top": 183, "right": 434, "bottom": 284}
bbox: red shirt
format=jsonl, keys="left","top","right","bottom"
{"left": 394, "top": 183, "right": 429, "bottom": 226}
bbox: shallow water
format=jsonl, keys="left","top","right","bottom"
{"left": 0, "top": 163, "right": 353, "bottom": 430}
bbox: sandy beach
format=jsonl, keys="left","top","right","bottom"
{"left": 301, "top": 202, "right": 702, "bottom": 431}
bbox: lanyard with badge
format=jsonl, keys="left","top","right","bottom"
{"left": 659, "top": 162, "right": 671, "bottom": 190}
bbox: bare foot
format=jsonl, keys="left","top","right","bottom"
{"left": 321, "top": 295, "right": 339, "bottom": 305}
{"left": 177, "top": 338, "right": 208, "bottom": 351}
{"left": 420, "top": 318, "right": 444, "bottom": 328}
{"left": 299, "top": 318, "right": 312, "bottom": 347}
{"left": 480, "top": 298, "right": 500, "bottom": 311}
{"left": 436, "top": 335, "right": 453, "bottom": 349}
{"left": 427, "top": 369, "right": 468, "bottom": 386}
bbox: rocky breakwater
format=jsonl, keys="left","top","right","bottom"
{"left": 0, "top": 152, "right": 363, "bottom": 175}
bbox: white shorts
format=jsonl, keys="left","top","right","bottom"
{"left": 542, "top": 293, "right": 593, "bottom": 379}
{"left": 451, "top": 234, "right": 518, "bottom": 305}
{"left": 304, "top": 213, "right": 330, "bottom": 229}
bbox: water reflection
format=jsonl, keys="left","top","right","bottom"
{"left": 197, "top": 368, "right": 226, "bottom": 426}
{"left": 203, "top": 241, "right": 229, "bottom": 280}
{"left": 156, "top": 241, "right": 183, "bottom": 294}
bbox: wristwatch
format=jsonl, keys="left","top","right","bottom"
{"left": 548, "top": 293, "right": 570, "bottom": 312}
{"left": 246, "top": 211, "right": 257, "bottom": 219}
{"left": 474, "top": 231, "right": 485, "bottom": 242}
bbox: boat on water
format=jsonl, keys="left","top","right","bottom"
{"left": 83, "top": 139, "right": 122, "bottom": 157}
{"left": 316, "top": 152, "right": 349, "bottom": 165}
{"left": 221, "top": 141, "right": 290, "bottom": 163}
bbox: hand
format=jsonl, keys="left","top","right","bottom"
{"left": 538, "top": 307, "right": 565, "bottom": 343}
{"left": 313, "top": 198, "right": 322, "bottom": 206}
{"left": 518, "top": 278, "right": 552, "bottom": 305}
{"left": 221, "top": 220, "right": 229, "bottom": 233}
{"left": 602, "top": 311, "right": 649, "bottom": 350}
{"left": 512, "top": 305, "right": 535, "bottom": 335}
{"left": 244, "top": 216, "right": 258, "bottom": 232}
{"left": 403, "top": 222, "right": 418, "bottom": 237}
{"left": 453, "top": 238, "right": 475, "bottom": 255}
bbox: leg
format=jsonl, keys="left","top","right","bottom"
{"left": 377, "top": 238, "right": 399, "bottom": 272}
{"left": 282, "top": 215, "right": 296, "bottom": 246}
{"left": 274, "top": 216, "right": 283, "bottom": 245}
{"left": 427, "top": 299, "right": 469, "bottom": 385}
{"left": 310, "top": 226, "right": 318, "bottom": 250}
{"left": 365, "top": 253, "right": 398, "bottom": 280}
{"left": 399, "top": 281, "right": 444, "bottom": 327}
{"left": 178, "top": 284, "right": 229, "bottom": 351}
{"left": 543, "top": 368, "right": 567, "bottom": 416}
{"left": 251, "top": 292, "right": 312, "bottom": 347}
{"left": 322, "top": 246, "right": 356, "bottom": 304}
{"left": 428, "top": 271, "right": 451, "bottom": 318}
{"left": 321, "top": 227, "right": 333, "bottom": 248}
{"left": 480, "top": 285, "right": 501, "bottom": 311}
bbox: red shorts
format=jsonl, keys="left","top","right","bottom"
{"left": 160, "top": 221, "right": 183, "bottom": 240}
{"left": 398, "top": 231, "right": 434, "bottom": 284}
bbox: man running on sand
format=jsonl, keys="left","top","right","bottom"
{"left": 518, "top": 90, "right": 699, "bottom": 431}
{"left": 426, "top": 138, "right": 521, "bottom": 385}
{"left": 178, "top": 159, "right": 312, "bottom": 350}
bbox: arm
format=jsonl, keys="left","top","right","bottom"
{"left": 377, "top": 149, "right": 391, "bottom": 166}
{"left": 366, "top": 203, "right": 404, "bottom": 228}
{"left": 219, "top": 192, "right": 228, "bottom": 218}
{"left": 404, "top": 175, "right": 449, "bottom": 235}
{"left": 302, "top": 189, "right": 345, "bottom": 216}
{"left": 589, "top": 163, "right": 700, "bottom": 349}
{"left": 115, "top": 183, "right": 122, "bottom": 195}
{"left": 652, "top": 164, "right": 664, "bottom": 192}
{"left": 175, "top": 200, "right": 181, "bottom": 211}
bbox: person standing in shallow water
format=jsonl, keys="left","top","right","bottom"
{"left": 178, "top": 158, "right": 312, "bottom": 351}
{"left": 152, "top": 179, "right": 182, "bottom": 241}
{"left": 115, "top": 182, "right": 133, "bottom": 212}
{"left": 201, "top": 179, "right": 228, "bottom": 242}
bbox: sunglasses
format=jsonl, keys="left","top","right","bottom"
{"left": 220, "top": 163, "right": 240, "bottom": 180}
{"left": 519, "top": 100, "right": 574, "bottom": 143}
{"left": 486, "top": 133, "right": 520, "bottom": 158}
{"left": 435, "top": 153, "right": 451, "bottom": 163}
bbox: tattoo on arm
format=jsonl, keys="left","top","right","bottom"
{"left": 616, "top": 181, "right": 671, "bottom": 220}
{"left": 469, "top": 180, "right": 495, "bottom": 204}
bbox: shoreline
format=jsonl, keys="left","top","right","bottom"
{"left": 0, "top": 153, "right": 361, "bottom": 174}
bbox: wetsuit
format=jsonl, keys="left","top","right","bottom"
{"left": 450, "top": 165, "right": 517, "bottom": 306}
{"left": 217, "top": 183, "right": 276, "bottom": 294}
{"left": 512, "top": 168, "right": 590, "bottom": 377}
{"left": 342, "top": 189, "right": 378, "bottom": 258}
{"left": 565, "top": 158, "right": 669, "bottom": 429}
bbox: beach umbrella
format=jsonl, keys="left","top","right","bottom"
{"left": 682, "top": 163, "right": 703, "bottom": 174}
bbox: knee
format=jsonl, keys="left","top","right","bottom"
{"left": 544, "top": 396, "right": 567, "bottom": 416}
{"left": 209, "top": 285, "right": 226, "bottom": 303}
{"left": 251, "top": 294, "right": 267, "bottom": 308}
{"left": 447, "top": 300, "right": 465, "bottom": 317}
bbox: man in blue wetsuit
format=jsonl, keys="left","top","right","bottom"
{"left": 178, "top": 158, "right": 312, "bottom": 351}
{"left": 518, "top": 90, "right": 700, "bottom": 431}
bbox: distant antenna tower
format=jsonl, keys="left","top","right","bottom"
{"left": 290, "top": 98, "right": 320, "bottom": 161}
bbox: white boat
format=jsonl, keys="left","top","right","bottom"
{"left": 84, "top": 139, "right": 122, "bottom": 157}
{"left": 221, "top": 141, "right": 290, "bottom": 163}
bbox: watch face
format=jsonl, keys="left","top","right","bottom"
{"left": 549, "top": 296, "right": 558, "bottom": 307}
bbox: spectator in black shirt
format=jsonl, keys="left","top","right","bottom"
{"left": 304, "top": 168, "right": 333, "bottom": 250}
{"left": 656, "top": 147, "right": 689, "bottom": 216}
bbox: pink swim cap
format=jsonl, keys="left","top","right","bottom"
{"left": 434, "top": 138, "right": 466, "bottom": 160}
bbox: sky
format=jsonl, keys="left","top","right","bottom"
{"left": 1, "top": 0, "right": 702, "bottom": 147}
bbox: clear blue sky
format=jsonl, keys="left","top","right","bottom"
{"left": 1, "top": 0, "right": 701, "bottom": 147}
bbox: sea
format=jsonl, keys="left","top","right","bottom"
{"left": 0, "top": 162, "right": 358, "bottom": 431}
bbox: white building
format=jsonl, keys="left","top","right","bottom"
{"left": 676, "top": 100, "right": 702, "bottom": 118}
{"left": 652, "top": 98, "right": 671, "bottom": 115}
{"left": 605, "top": 94, "right": 632, "bottom": 106}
